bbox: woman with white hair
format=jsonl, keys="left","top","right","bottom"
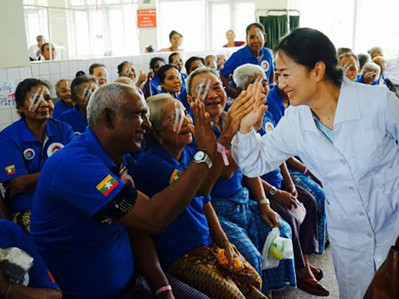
{"left": 355, "top": 62, "right": 380, "bottom": 85}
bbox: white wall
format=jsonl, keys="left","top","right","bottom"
{"left": 0, "top": 0, "right": 30, "bottom": 68}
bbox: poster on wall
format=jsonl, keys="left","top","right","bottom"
{"left": 137, "top": 9, "right": 156, "bottom": 28}
{"left": 0, "top": 81, "right": 16, "bottom": 107}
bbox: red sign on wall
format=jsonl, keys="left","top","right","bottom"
{"left": 137, "top": 9, "right": 157, "bottom": 28}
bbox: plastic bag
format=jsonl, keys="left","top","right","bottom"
{"left": 291, "top": 200, "right": 306, "bottom": 224}
{"left": 0, "top": 247, "right": 33, "bottom": 285}
{"left": 262, "top": 227, "right": 294, "bottom": 269}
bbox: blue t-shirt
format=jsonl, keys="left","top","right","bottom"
{"left": 0, "top": 118, "right": 73, "bottom": 213}
{"left": 221, "top": 45, "right": 275, "bottom": 82}
{"left": 58, "top": 107, "right": 87, "bottom": 134}
{"left": 258, "top": 111, "right": 283, "bottom": 189}
{"left": 266, "top": 86, "right": 287, "bottom": 125}
{"left": 30, "top": 127, "right": 136, "bottom": 298}
{"left": 52, "top": 100, "right": 73, "bottom": 120}
{"left": 136, "top": 145, "right": 212, "bottom": 269}
{"left": 210, "top": 117, "right": 243, "bottom": 198}
{"left": 143, "top": 76, "right": 162, "bottom": 96}
{"left": 0, "top": 219, "right": 59, "bottom": 290}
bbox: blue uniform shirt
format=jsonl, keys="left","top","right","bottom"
{"left": 259, "top": 111, "right": 283, "bottom": 188}
{"left": 30, "top": 127, "right": 136, "bottom": 298}
{"left": 0, "top": 219, "right": 59, "bottom": 290}
{"left": 136, "top": 144, "right": 212, "bottom": 269}
{"left": 0, "top": 118, "right": 73, "bottom": 212}
{"left": 52, "top": 100, "right": 73, "bottom": 120}
{"left": 221, "top": 45, "right": 275, "bottom": 82}
{"left": 58, "top": 107, "right": 87, "bottom": 134}
{"left": 266, "top": 86, "right": 288, "bottom": 125}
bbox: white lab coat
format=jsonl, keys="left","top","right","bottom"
{"left": 232, "top": 78, "right": 399, "bottom": 299}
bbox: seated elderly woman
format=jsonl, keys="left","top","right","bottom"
{"left": 338, "top": 52, "right": 360, "bottom": 82}
{"left": 0, "top": 78, "right": 73, "bottom": 233}
{"left": 59, "top": 75, "right": 97, "bottom": 135}
{"left": 185, "top": 67, "right": 297, "bottom": 296}
{"left": 158, "top": 30, "right": 184, "bottom": 52}
{"left": 89, "top": 63, "right": 108, "bottom": 86}
{"left": 117, "top": 60, "right": 147, "bottom": 91}
{"left": 368, "top": 46, "right": 383, "bottom": 59}
{"left": 0, "top": 219, "right": 62, "bottom": 298}
{"left": 136, "top": 93, "right": 266, "bottom": 299}
{"left": 355, "top": 62, "right": 381, "bottom": 85}
{"left": 143, "top": 57, "right": 166, "bottom": 98}
{"left": 233, "top": 64, "right": 329, "bottom": 297}
{"left": 52, "top": 78, "right": 73, "bottom": 119}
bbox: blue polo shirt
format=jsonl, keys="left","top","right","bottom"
{"left": 0, "top": 118, "right": 73, "bottom": 213}
{"left": 30, "top": 127, "right": 136, "bottom": 298}
{"left": 0, "top": 219, "right": 59, "bottom": 289}
{"left": 58, "top": 107, "right": 87, "bottom": 134}
{"left": 259, "top": 111, "right": 283, "bottom": 189}
{"left": 266, "top": 86, "right": 287, "bottom": 125}
{"left": 136, "top": 144, "right": 211, "bottom": 269}
{"left": 221, "top": 45, "right": 275, "bottom": 82}
{"left": 52, "top": 100, "right": 73, "bottom": 120}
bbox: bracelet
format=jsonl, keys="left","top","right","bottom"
{"left": 217, "top": 143, "right": 229, "bottom": 166}
{"left": 5, "top": 282, "right": 13, "bottom": 299}
{"left": 258, "top": 198, "right": 270, "bottom": 205}
{"left": 155, "top": 285, "right": 172, "bottom": 296}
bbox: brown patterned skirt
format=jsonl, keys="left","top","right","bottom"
{"left": 168, "top": 245, "right": 267, "bottom": 299}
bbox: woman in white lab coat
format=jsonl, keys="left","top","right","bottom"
{"left": 231, "top": 27, "right": 399, "bottom": 299}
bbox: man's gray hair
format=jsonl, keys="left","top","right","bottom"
{"left": 233, "top": 64, "right": 266, "bottom": 90}
{"left": 87, "top": 82, "right": 137, "bottom": 127}
{"left": 186, "top": 67, "right": 220, "bottom": 96}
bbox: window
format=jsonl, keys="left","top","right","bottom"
{"left": 24, "top": 0, "right": 139, "bottom": 60}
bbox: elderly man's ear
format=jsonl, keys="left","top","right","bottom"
{"left": 104, "top": 108, "right": 117, "bottom": 129}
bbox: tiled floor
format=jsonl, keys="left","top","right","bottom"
{"left": 273, "top": 246, "right": 339, "bottom": 298}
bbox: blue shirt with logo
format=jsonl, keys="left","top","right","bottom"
{"left": 136, "top": 144, "right": 212, "bottom": 269}
{"left": 0, "top": 118, "right": 73, "bottom": 212}
{"left": 30, "top": 127, "right": 136, "bottom": 298}
{"left": 221, "top": 45, "right": 275, "bottom": 82}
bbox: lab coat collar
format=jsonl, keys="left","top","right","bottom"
{"left": 302, "top": 77, "right": 361, "bottom": 133}
{"left": 333, "top": 78, "right": 362, "bottom": 125}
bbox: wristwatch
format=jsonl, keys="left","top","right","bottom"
{"left": 193, "top": 151, "right": 213, "bottom": 169}
{"left": 268, "top": 186, "right": 277, "bottom": 197}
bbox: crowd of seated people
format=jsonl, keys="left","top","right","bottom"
{"left": 1, "top": 21, "right": 398, "bottom": 298}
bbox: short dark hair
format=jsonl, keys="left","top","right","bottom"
{"left": 117, "top": 61, "right": 129, "bottom": 75}
{"left": 40, "top": 42, "right": 54, "bottom": 52}
{"left": 150, "top": 57, "right": 165, "bottom": 71}
{"left": 158, "top": 64, "right": 179, "bottom": 84}
{"left": 185, "top": 56, "right": 205, "bottom": 75}
{"left": 15, "top": 78, "right": 51, "bottom": 117}
{"left": 89, "top": 63, "right": 106, "bottom": 75}
{"left": 71, "top": 75, "right": 97, "bottom": 103}
{"left": 168, "top": 52, "right": 180, "bottom": 64}
{"left": 245, "top": 22, "right": 265, "bottom": 37}
{"left": 274, "top": 27, "right": 343, "bottom": 85}
{"left": 169, "top": 30, "right": 182, "bottom": 41}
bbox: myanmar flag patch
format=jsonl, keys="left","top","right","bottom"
{"left": 169, "top": 169, "right": 181, "bottom": 184}
{"left": 5, "top": 165, "right": 16, "bottom": 176}
{"left": 96, "top": 174, "right": 119, "bottom": 196}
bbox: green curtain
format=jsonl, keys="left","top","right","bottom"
{"left": 259, "top": 15, "right": 300, "bottom": 50}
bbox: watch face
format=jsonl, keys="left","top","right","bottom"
{"left": 270, "top": 187, "right": 276, "bottom": 195}
{"left": 194, "top": 151, "right": 205, "bottom": 161}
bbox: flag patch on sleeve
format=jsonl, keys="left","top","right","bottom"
{"left": 5, "top": 165, "right": 16, "bottom": 176}
{"left": 169, "top": 169, "right": 181, "bottom": 184}
{"left": 96, "top": 174, "right": 119, "bottom": 196}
